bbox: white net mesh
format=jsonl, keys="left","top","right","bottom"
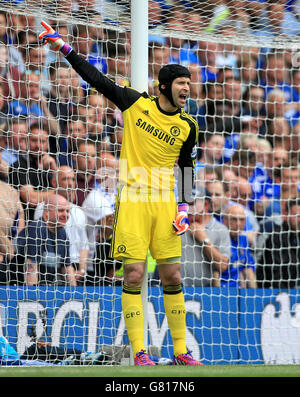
{"left": 0, "top": 0, "right": 300, "bottom": 366}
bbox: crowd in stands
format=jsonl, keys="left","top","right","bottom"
{"left": 0, "top": 0, "right": 300, "bottom": 288}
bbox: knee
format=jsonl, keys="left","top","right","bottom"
{"left": 123, "top": 263, "right": 145, "bottom": 286}
{"left": 166, "top": 270, "right": 182, "bottom": 286}
{"left": 161, "top": 269, "right": 182, "bottom": 286}
{"left": 158, "top": 262, "right": 182, "bottom": 286}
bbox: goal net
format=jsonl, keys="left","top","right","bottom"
{"left": 0, "top": 0, "right": 300, "bottom": 366}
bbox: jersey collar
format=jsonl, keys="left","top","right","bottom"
{"left": 155, "top": 97, "right": 181, "bottom": 116}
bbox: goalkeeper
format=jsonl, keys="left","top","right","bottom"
{"left": 39, "top": 22, "right": 201, "bottom": 366}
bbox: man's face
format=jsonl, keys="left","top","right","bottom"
{"left": 206, "top": 181, "right": 225, "bottom": 214}
{"left": 270, "top": 147, "right": 288, "bottom": 168}
{"left": 53, "top": 167, "right": 76, "bottom": 203}
{"left": 281, "top": 168, "right": 300, "bottom": 194}
{"left": 203, "top": 135, "right": 224, "bottom": 163}
{"left": 68, "top": 121, "right": 87, "bottom": 140}
{"left": 29, "top": 128, "right": 48, "bottom": 157}
{"left": 47, "top": 201, "right": 70, "bottom": 228}
{"left": 12, "top": 122, "right": 28, "bottom": 152}
{"left": 75, "top": 143, "right": 97, "bottom": 173}
{"left": 188, "top": 198, "right": 205, "bottom": 223}
{"left": 171, "top": 76, "right": 191, "bottom": 109}
{"left": 55, "top": 67, "right": 72, "bottom": 97}
{"left": 29, "top": 47, "right": 46, "bottom": 71}
{"left": 224, "top": 206, "right": 246, "bottom": 240}
{"left": 233, "top": 181, "right": 252, "bottom": 207}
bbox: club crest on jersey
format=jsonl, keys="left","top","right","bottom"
{"left": 170, "top": 126, "right": 180, "bottom": 137}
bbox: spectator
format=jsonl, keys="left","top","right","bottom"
{"left": 77, "top": 92, "right": 109, "bottom": 149}
{"left": 184, "top": 63, "right": 205, "bottom": 118}
{"left": 223, "top": 77, "right": 243, "bottom": 118}
{"left": 23, "top": 42, "right": 50, "bottom": 95}
{"left": 164, "top": 18, "right": 186, "bottom": 64}
{"left": 206, "top": 178, "right": 258, "bottom": 246}
{"left": 0, "top": 180, "right": 25, "bottom": 285}
{"left": 8, "top": 70, "right": 60, "bottom": 136}
{"left": 148, "top": 41, "right": 170, "bottom": 95}
{"left": 13, "top": 194, "right": 76, "bottom": 286}
{"left": 0, "top": 11, "right": 24, "bottom": 70}
{"left": 222, "top": 204, "right": 257, "bottom": 288}
{"left": 195, "top": 165, "right": 219, "bottom": 190}
{"left": 197, "top": 132, "right": 225, "bottom": 169}
{"left": 256, "top": 197, "right": 300, "bottom": 289}
{"left": 8, "top": 70, "right": 43, "bottom": 118}
{"left": 215, "top": 25, "right": 240, "bottom": 69}
{"left": 253, "top": 1, "right": 286, "bottom": 39}
{"left": 1, "top": 117, "right": 28, "bottom": 166}
{"left": 229, "top": 176, "right": 259, "bottom": 245}
{"left": 58, "top": 115, "right": 88, "bottom": 167}
{"left": 197, "top": 82, "right": 224, "bottom": 130}
{"left": 47, "top": 61, "right": 76, "bottom": 136}
{"left": 71, "top": 138, "right": 98, "bottom": 206}
{"left": 105, "top": 41, "right": 130, "bottom": 87}
{"left": 0, "top": 40, "right": 21, "bottom": 101}
{"left": 16, "top": 29, "right": 39, "bottom": 68}
{"left": 265, "top": 116, "right": 291, "bottom": 150}
{"left": 261, "top": 52, "right": 295, "bottom": 104}
{"left": 230, "top": 148, "right": 257, "bottom": 181}
{"left": 181, "top": 188, "right": 231, "bottom": 287}
{"left": 248, "top": 145, "right": 288, "bottom": 217}
{"left": 238, "top": 132, "right": 259, "bottom": 153}
{"left": 206, "top": 0, "right": 252, "bottom": 35}
{"left": 34, "top": 166, "right": 90, "bottom": 285}
{"left": 9, "top": 122, "right": 56, "bottom": 221}
{"left": 180, "top": 39, "right": 220, "bottom": 83}
{"left": 265, "top": 159, "right": 300, "bottom": 220}
{"left": 81, "top": 186, "right": 117, "bottom": 283}
{"left": 256, "top": 137, "right": 272, "bottom": 165}
{"left": 237, "top": 53, "right": 260, "bottom": 95}
{"left": 241, "top": 85, "right": 265, "bottom": 135}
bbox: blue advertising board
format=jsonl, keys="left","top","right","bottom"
{"left": 1, "top": 286, "right": 300, "bottom": 365}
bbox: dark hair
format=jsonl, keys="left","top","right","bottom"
{"left": 29, "top": 121, "right": 49, "bottom": 134}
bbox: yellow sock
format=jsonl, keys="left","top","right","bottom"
{"left": 163, "top": 285, "right": 187, "bottom": 357}
{"left": 122, "top": 285, "right": 145, "bottom": 356}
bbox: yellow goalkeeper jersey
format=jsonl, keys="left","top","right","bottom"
{"left": 66, "top": 51, "right": 198, "bottom": 201}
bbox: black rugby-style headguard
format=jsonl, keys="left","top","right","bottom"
{"left": 158, "top": 64, "right": 191, "bottom": 107}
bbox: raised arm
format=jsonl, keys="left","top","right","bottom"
{"left": 39, "top": 21, "right": 141, "bottom": 111}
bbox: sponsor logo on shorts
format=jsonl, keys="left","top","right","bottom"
{"left": 117, "top": 244, "right": 127, "bottom": 253}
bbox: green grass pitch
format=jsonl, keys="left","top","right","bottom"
{"left": 1, "top": 364, "right": 300, "bottom": 377}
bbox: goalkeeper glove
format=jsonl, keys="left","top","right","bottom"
{"left": 39, "top": 21, "right": 72, "bottom": 56}
{"left": 173, "top": 203, "right": 190, "bottom": 236}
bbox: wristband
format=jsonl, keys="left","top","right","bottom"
{"left": 178, "top": 203, "right": 189, "bottom": 213}
{"left": 61, "top": 43, "right": 72, "bottom": 56}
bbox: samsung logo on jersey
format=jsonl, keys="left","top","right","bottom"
{"left": 136, "top": 118, "right": 175, "bottom": 145}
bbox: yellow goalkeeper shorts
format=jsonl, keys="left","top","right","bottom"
{"left": 109, "top": 186, "right": 181, "bottom": 261}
